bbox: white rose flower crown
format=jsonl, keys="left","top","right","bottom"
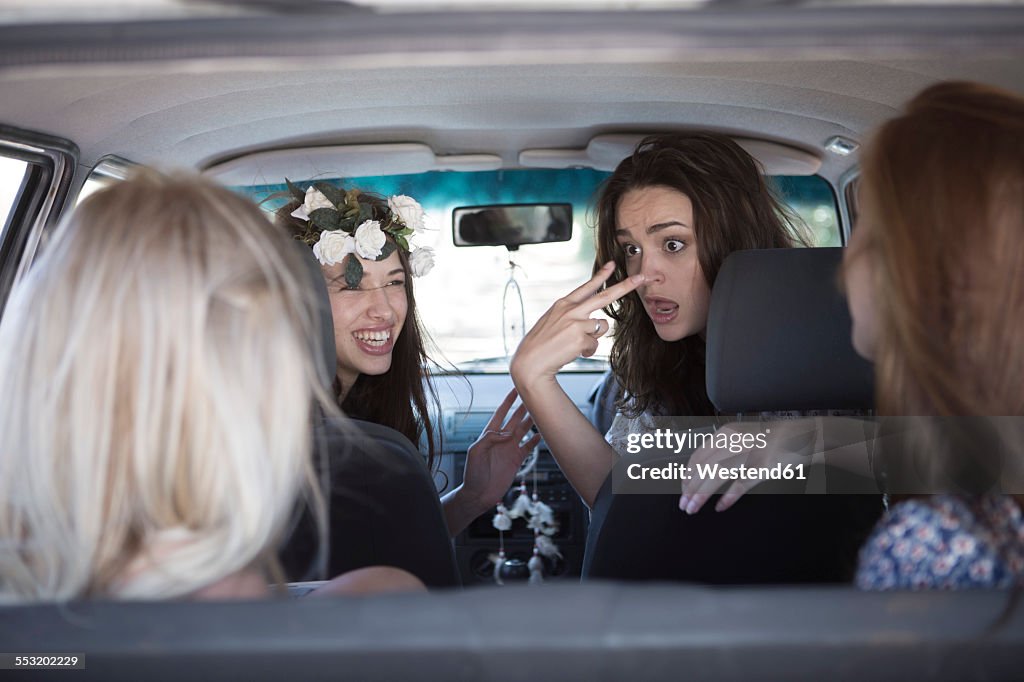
{"left": 286, "top": 179, "right": 436, "bottom": 288}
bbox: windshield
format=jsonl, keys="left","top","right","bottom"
{"left": 241, "top": 169, "right": 840, "bottom": 370}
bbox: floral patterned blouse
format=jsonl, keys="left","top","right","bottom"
{"left": 856, "top": 494, "right": 1024, "bottom": 590}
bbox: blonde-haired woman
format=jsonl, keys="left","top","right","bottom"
{"left": 0, "top": 170, "right": 420, "bottom": 601}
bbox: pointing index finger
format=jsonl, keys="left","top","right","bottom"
{"left": 580, "top": 272, "right": 646, "bottom": 314}
{"left": 564, "top": 262, "right": 645, "bottom": 313}
{"left": 563, "top": 262, "right": 616, "bottom": 304}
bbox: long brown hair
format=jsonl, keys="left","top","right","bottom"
{"left": 277, "top": 189, "right": 440, "bottom": 469}
{"left": 859, "top": 82, "right": 1024, "bottom": 418}
{"left": 594, "top": 132, "right": 802, "bottom": 416}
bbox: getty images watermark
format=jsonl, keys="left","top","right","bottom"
{"left": 610, "top": 416, "right": 1024, "bottom": 496}
{"left": 622, "top": 427, "right": 804, "bottom": 484}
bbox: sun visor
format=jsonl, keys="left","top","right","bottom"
{"left": 520, "top": 134, "right": 822, "bottom": 176}
{"left": 204, "top": 144, "right": 503, "bottom": 185}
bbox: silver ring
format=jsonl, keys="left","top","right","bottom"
{"left": 593, "top": 320, "right": 601, "bottom": 335}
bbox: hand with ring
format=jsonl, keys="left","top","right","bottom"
{"left": 510, "top": 261, "right": 644, "bottom": 389}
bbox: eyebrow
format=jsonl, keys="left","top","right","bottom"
{"left": 615, "top": 220, "right": 690, "bottom": 237}
{"left": 328, "top": 267, "right": 406, "bottom": 285}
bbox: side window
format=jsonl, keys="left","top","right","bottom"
{"left": 771, "top": 175, "right": 842, "bottom": 247}
{"left": 0, "top": 130, "right": 78, "bottom": 317}
{"left": 0, "top": 156, "right": 29, "bottom": 248}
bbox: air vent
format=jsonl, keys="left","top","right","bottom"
{"left": 442, "top": 410, "right": 496, "bottom": 453}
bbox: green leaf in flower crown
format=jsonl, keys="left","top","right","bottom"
{"left": 343, "top": 255, "right": 363, "bottom": 289}
{"left": 395, "top": 236, "right": 410, "bottom": 253}
{"left": 378, "top": 240, "right": 397, "bottom": 261}
{"left": 313, "top": 182, "right": 344, "bottom": 208}
{"left": 338, "top": 215, "right": 357, "bottom": 233}
{"left": 285, "top": 178, "right": 306, "bottom": 203}
{"left": 309, "top": 208, "right": 341, "bottom": 231}
{"left": 394, "top": 226, "right": 415, "bottom": 238}
{"left": 344, "top": 189, "right": 362, "bottom": 209}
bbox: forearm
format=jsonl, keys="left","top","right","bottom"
{"left": 818, "top": 416, "right": 878, "bottom": 479}
{"left": 440, "top": 485, "right": 486, "bottom": 538}
{"left": 309, "top": 566, "right": 426, "bottom": 596}
{"left": 505, "top": 264, "right": 642, "bottom": 508}
{"left": 514, "top": 375, "right": 618, "bottom": 508}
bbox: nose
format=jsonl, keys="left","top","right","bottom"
{"left": 365, "top": 286, "right": 397, "bottom": 323}
{"left": 638, "top": 250, "right": 665, "bottom": 285}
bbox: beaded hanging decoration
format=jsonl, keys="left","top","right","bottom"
{"left": 491, "top": 454, "right": 561, "bottom": 585}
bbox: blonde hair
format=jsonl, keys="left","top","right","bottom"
{"left": 0, "top": 170, "right": 332, "bottom": 601}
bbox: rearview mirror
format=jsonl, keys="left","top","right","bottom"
{"left": 453, "top": 203, "right": 572, "bottom": 250}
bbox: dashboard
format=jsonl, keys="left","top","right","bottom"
{"left": 433, "top": 370, "right": 604, "bottom": 584}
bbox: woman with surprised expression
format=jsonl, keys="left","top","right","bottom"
{"left": 511, "top": 133, "right": 801, "bottom": 509}
{"left": 281, "top": 185, "right": 539, "bottom": 537}
{"left": 615, "top": 185, "right": 710, "bottom": 344}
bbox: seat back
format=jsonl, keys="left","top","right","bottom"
{"left": 706, "top": 247, "right": 873, "bottom": 413}
{"left": 582, "top": 473, "right": 879, "bottom": 583}
{"left": 290, "top": 240, "right": 339, "bottom": 393}
{"left": 3, "top": 584, "right": 1021, "bottom": 681}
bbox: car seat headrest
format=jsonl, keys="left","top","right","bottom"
{"left": 706, "top": 247, "right": 873, "bottom": 413}
{"left": 291, "top": 241, "right": 336, "bottom": 391}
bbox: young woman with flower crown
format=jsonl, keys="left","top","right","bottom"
{"left": 281, "top": 182, "right": 540, "bottom": 537}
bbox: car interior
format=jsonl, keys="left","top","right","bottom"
{"left": 1, "top": 1, "right": 1023, "bottom": 679}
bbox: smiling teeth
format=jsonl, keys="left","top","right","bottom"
{"left": 353, "top": 330, "right": 390, "bottom": 345}
{"left": 657, "top": 306, "right": 675, "bottom": 314}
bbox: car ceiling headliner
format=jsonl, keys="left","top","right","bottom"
{"left": 0, "top": 8, "right": 1022, "bottom": 182}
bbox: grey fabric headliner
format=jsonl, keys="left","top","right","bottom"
{"left": 1, "top": 53, "right": 1021, "bottom": 184}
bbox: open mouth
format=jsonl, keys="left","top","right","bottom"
{"left": 352, "top": 329, "right": 394, "bottom": 355}
{"left": 645, "top": 297, "right": 679, "bottom": 325}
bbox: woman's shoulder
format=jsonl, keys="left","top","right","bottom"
{"left": 856, "top": 494, "right": 1024, "bottom": 590}
{"left": 604, "top": 410, "right": 651, "bottom": 436}
{"left": 604, "top": 410, "right": 660, "bottom": 457}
